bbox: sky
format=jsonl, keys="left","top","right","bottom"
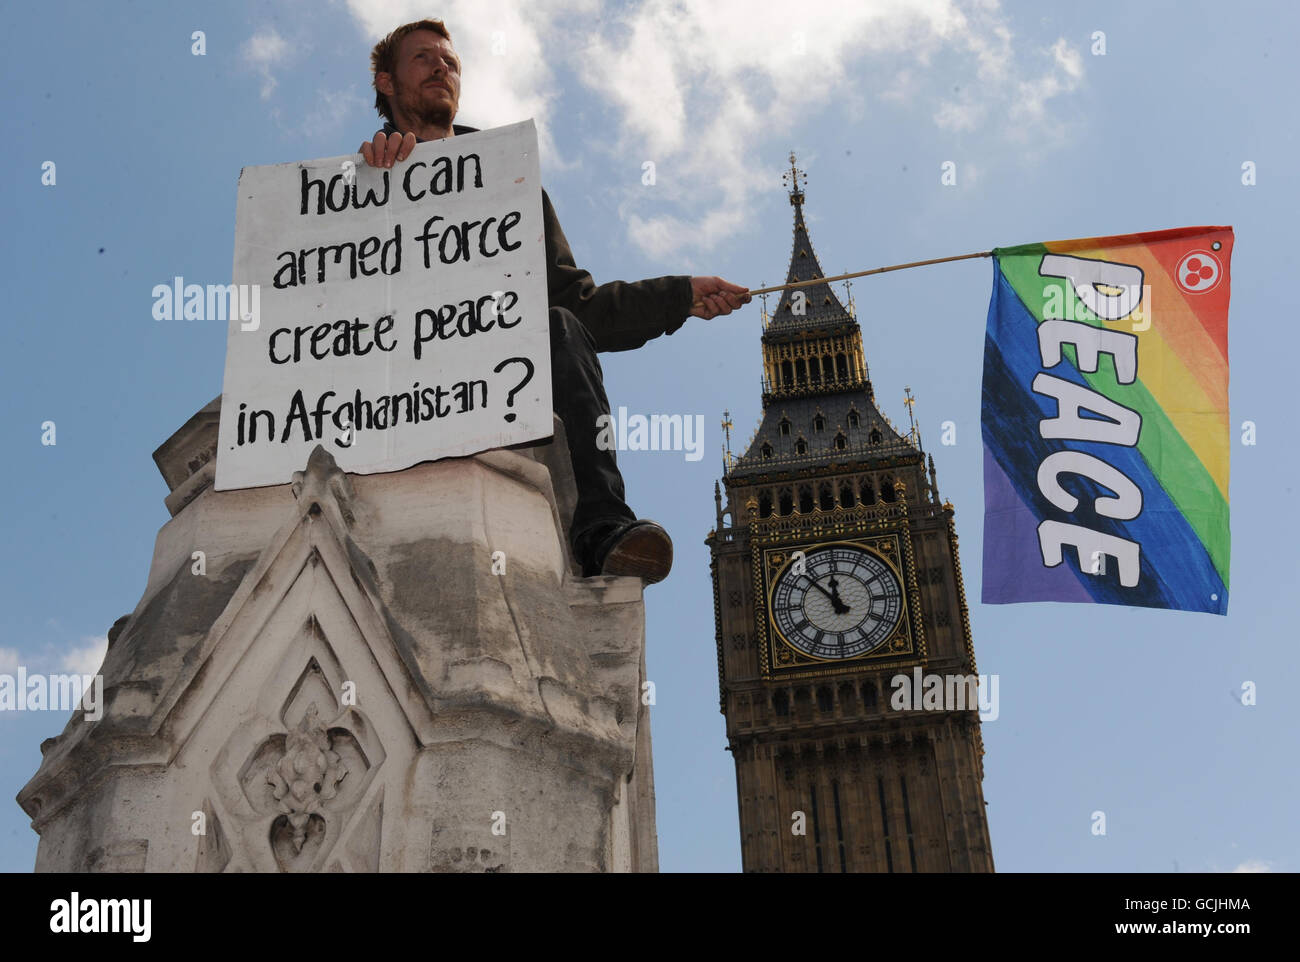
{"left": 1, "top": 0, "right": 1296, "bottom": 873}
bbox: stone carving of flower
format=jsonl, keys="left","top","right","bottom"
{"left": 266, "top": 704, "right": 348, "bottom": 853}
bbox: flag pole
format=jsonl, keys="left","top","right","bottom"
{"left": 693, "top": 249, "right": 993, "bottom": 310}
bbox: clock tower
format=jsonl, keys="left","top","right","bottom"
{"left": 706, "top": 156, "right": 994, "bottom": 872}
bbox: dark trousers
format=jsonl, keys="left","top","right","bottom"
{"left": 549, "top": 306, "right": 636, "bottom": 554}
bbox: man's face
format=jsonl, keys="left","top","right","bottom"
{"left": 383, "top": 29, "right": 461, "bottom": 128}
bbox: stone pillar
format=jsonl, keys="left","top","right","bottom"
{"left": 18, "top": 398, "right": 658, "bottom": 872}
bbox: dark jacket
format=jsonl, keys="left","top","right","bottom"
{"left": 381, "top": 121, "right": 694, "bottom": 352}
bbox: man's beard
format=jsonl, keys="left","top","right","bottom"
{"left": 392, "top": 78, "right": 455, "bottom": 128}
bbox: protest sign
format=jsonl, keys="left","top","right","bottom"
{"left": 215, "top": 119, "right": 551, "bottom": 491}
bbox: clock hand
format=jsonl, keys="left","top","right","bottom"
{"left": 806, "top": 578, "right": 838, "bottom": 604}
{"left": 826, "top": 577, "right": 851, "bottom": 614}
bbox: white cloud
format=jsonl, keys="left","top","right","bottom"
{"left": 61, "top": 636, "right": 108, "bottom": 679}
{"left": 0, "top": 647, "right": 19, "bottom": 674}
{"left": 1231, "top": 859, "right": 1273, "bottom": 873}
{"left": 243, "top": 28, "right": 290, "bottom": 100}
{"left": 934, "top": 99, "right": 985, "bottom": 132}
{"left": 879, "top": 67, "right": 917, "bottom": 104}
{"left": 301, "top": 87, "right": 370, "bottom": 138}
{"left": 1010, "top": 36, "right": 1085, "bottom": 137}
{"left": 1053, "top": 36, "right": 1084, "bottom": 81}
{"left": 340, "top": 1, "right": 1087, "bottom": 258}
{"left": 577, "top": 0, "right": 1025, "bottom": 257}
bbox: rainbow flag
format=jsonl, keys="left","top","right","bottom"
{"left": 981, "top": 226, "right": 1232, "bottom": 615}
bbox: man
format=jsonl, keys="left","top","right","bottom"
{"left": 360, "top": 18, "right": 749, "bottom": 583}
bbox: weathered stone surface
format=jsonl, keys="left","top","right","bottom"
{"left": 19, "top": 401, "right": 657, "bottom": 872}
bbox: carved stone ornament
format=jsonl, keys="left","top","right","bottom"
{"left": 266, "top": 703, "right": 349, "bottom": 855}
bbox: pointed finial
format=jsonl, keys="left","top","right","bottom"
{"left": 903, "top": 386, "right": 923, "bottom": 451}
{"left": 843, "top": 276, "right": 855, "bottom": 318}
{"left": 758, "top": 282, "right": 770, "bottom": 329}
{"left": 782, "top": 151, "right": 807, "bottom": 206}
{"left": 721, "top": 409, "right": 735, "bottom": 470}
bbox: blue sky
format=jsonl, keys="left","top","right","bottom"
{"left": 2, "top": 0, "right": 1296, "bottom": 872}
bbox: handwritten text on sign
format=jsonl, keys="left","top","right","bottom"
{"left": 215, "top": 120, "right": 551, "bottom": 491}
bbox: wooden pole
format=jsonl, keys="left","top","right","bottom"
{"left": 693, "top": 249, "right": 993, "bottom": 311}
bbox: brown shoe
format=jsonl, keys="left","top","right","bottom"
{"left": 594, "top": 520, "right": 673, "bottom": 584}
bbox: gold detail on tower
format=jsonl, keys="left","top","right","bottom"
{"left": 761, "top": 329, "right": 869, "bottom": 402}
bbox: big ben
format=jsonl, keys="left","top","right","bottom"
{"left": 706, "top": 155, "right": 994, "bottom": 873}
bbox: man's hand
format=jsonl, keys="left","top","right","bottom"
{"left": 359, "top": 130, "right": 417, "bottom": 169}
{"left": 690, "top": 276, "right": 751, "bottom": 319}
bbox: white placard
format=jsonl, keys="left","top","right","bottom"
{"left": 215, "top": 120, "right": 551, "bottom": 491}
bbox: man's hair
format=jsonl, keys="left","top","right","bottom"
{"left": 370, "top": 19, "right": 454, "bottom": 124}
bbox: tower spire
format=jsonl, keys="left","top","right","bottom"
{"left": 757, "top": 153, "right": 869, "bottom": 405}
{"left": 765, "top": 154, "right": 856, "bottom": 336}
{"left": 732, "top": 151, "right": 910, "bottom": 474}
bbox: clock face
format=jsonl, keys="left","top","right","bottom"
{"left": 770, "top": 544, "right": 904, "bottom": 660}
